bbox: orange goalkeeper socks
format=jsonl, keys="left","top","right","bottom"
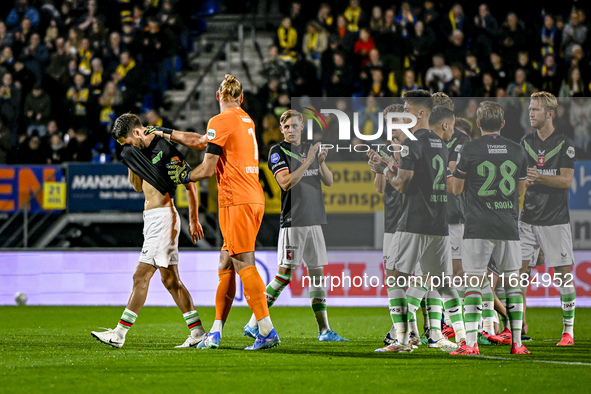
{"left": 238, "top": 265, "right": 270, "bottom": 321}
{"left": 215, "top": 269, "right": 236, "bottom": 321}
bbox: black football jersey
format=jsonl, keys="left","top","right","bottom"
{"left": 396, "top": 129, "right": 449, "bottom": 236}
{"left": 454, "top": 134, "right": 527, "bottom": 240}
{"left": 520, "top": 130, "right": 575, "bottom": 226}
{"left": 268, "top": 141, "right": 326, "bottom": 228}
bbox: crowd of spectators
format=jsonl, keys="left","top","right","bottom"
{"left": 249, "top": 0, "right": 591, "bottom": 159}
{"left": 3, "top": 1, "right": 591, "bottom": 165}
{"left": 0, "top": 0, "right": 190, "bottom": 165}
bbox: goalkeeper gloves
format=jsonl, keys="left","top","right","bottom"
{"left": 166, "top": 159, "right": 193, "bottom": 184}
{"left": 145, "top": 126, "right": 174, "bottom": 140}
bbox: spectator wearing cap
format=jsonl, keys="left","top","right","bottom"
{"left": 24, "top": 83, "right": 51, "bottom": 137}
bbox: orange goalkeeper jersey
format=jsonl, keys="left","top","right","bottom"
{"left": 206, "top": 107, "right": 265, "bottom": 207}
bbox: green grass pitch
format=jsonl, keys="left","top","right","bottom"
{"left": 1, "top": 306, "right": 591, "bottom": 393}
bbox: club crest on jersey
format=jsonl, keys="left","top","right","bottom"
{"left": 400, "top": 145, "right": 409, "bottom": 157}
{"left": 207, "top": 129, "right": 216, "bottom": 140}
{"left": 286, "top": 249, "right": 295, "bottom": 260}
{"left": 567, "top": 146, "right": 575, "bottom": 158}
{"left": 454, "top": 144, "right": 462, "bottom": 152}
{"left": 537, "top": 155, "right": 545, "bottom": 166}
{"left": 271, "top": 153, "right": 280, "bottom": 163}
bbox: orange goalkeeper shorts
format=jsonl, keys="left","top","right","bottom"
{"left": 219, "top": 203, "right": 264, "bottom": 256}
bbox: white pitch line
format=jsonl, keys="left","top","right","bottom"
{"left": 477, "top": 355, "right": 591, "bottom": 366}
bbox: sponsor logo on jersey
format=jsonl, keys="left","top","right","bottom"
{"left": 429, "top": 139, "right": 443, "bottom": 148}
{"left": 456, "top": 153, "right": 461, "bottom": 165}
{"left": 240, "top": 116, "right": 252, "bottom": 123}
{"left": 245, "top": 166, "right": 259, "bottom": 174}
{"left": 303, "top": 169, "right": 319, "bottom": 177}
{"left": 270, "top": 153, "right": 280, "bottom": 163}
{"left": 487, "top": 144, "right": 507, "bottom": 154}
{"left": 207, "top": 129, "right": 216, "bottom": 140}
{"left": 537, "top": 168, "right": 557, "bottom": 176}
{"left": 400, "top": 145, "right": 409, "bottom": 157}
{"left": 567, "top": 146, "right": 575, "bottom": 158}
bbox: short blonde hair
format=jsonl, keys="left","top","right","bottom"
{"left": 477, "top": 101, "right": 504, "bottom": 131}
{"left": 218, "top": 74, "right": 242, "bottom": 102}
{"left": 531, "top": 91, "right": 558, "bottom": 115}
{"left": 280, "top": 109, "right": 303, "bottom": 125}
{"left": 432, "top": 92, "right": 454, "bottom": 111}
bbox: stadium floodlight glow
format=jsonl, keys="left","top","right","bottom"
{"left": 306, "top": 110, "right": 417, "bottom": 141}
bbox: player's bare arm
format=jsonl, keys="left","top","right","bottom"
{"left": 275, "top": 142, "right": 320, "bottom": 191}
{"left": 167, "top": 153, "right": 219, "bottom": 184}
{"left": 184, "top": 182, "right": 204, "bottom": 244}
{"left": 318, "top": 147, "right": 333, "bottom": 186}
{"left": 128, "top": 168, "right": 142, "bottom": 192}
{"left": 391, "top": 168, "right": 413, "bottom": 193}
{"left": 528, "top": 167, "right": 574, "bottom": 189}
{"left": 145, "top": 126, "right": 207, "bottom": 150}
{"left": 451, "top": 176, "right": 465, "bottom": 196}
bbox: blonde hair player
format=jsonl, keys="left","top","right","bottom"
{"left": 242, "top": 109, "right": 348, "bottom": 342}
{"left": 519, "top": 91, "right": 577, "bottom": 346}
{"left": 164, "top": 74, "right": 280, "bottom": 350}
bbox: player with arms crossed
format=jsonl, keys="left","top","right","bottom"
{"left": 451, "top": 101, "right": 530, "bottom": 355}
{"left": 372, "top": 91, "right": 466, "bottom": 353}
{"left": 243, "top": 109, "right": 347, "bottom": 341}
{"left": 91, "top": 113, "right": 207, "bottom": 349}
{"left": 166, "top": 74, "right": 280, "bottom": 350}
{"left": 520, "top": 92, "right": 576, "bottom": 346}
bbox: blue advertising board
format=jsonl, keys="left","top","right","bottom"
{"left": 569, "top": 161, "right": 591, "bottom": 210}
{"left": 0, "top": 165, "right": 64, "bottom": 213}
{"left": 67, "top": 163, "right": 144, "bottom": 212}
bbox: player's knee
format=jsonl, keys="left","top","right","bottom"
{"left": 161, "top": 274, "right": 180, "bottom": 291}
{"left": 132, "top": 271, "right": 151, "bottom": 289}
